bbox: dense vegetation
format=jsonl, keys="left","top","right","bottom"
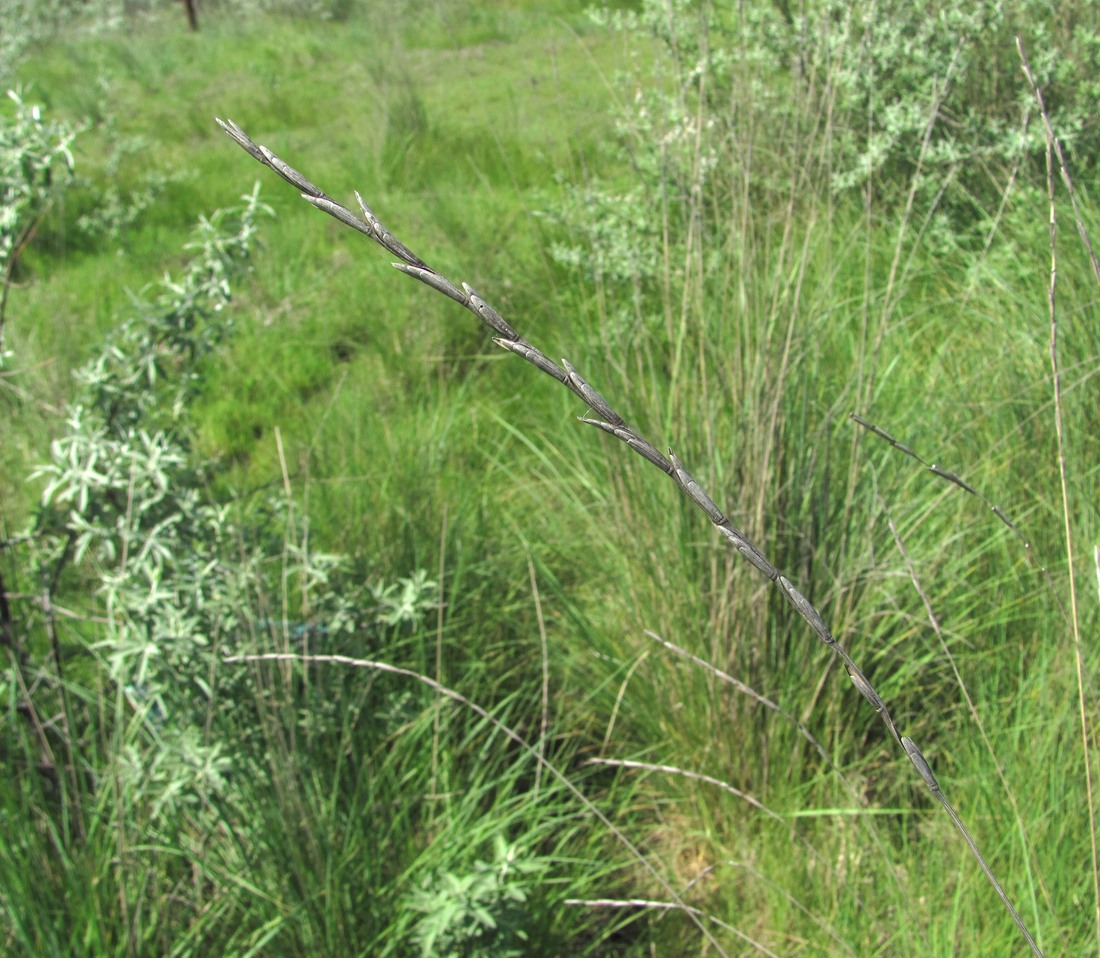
{"left": 2, "top": 1, "right": 1097, "bottom": 954}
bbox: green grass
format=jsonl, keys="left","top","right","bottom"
{"left": 3, "top": 1, "right": 1099, "bottom": 955}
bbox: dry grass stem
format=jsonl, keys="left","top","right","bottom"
{"left": 850, "top": 413, "right": 1034, "bottom": 556}
{"left": 885, "top": 504, "right": 1053, "bottom": 922}
{"left": 563, "top": 898, "right": 780, "bottom": 958}
{"left": 430, "top": 503, "right": 447, "bottom": 799}
{"left": 527, "top": 554, "right": 550, "bottom": 799}
{"left": 644, "top": 630, "right": 848, "bottom": 786}
{"left": 587, "top": 756, "right": 785, "bottom": 825}
{"left": 216, "top": 116, "right": 1047, "bottom": 955}
{"left": 644, "top": 628, "right": 913, "bottom": 912}
{"left": 1018, "top": 37, "right": 1100, "bottom": 954}
{"left": 224, "top": 651, "right": 735, "bottom": 956}
{"left": 585, "top": 755, "right": 854, "bottom": 901}
{"left": 599, "top": 651, "right": 647, "bottom": 755}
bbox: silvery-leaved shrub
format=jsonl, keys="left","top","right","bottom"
{"left": 22, "top": 186, "right": 273, "bottom": 822}
{"left": 403, "top": 834, "right": 550, "bottom": 958}
{"left": 0, "top": 88, "right": 79, "bottom": 364}
{"left": 17, "top": 183, "right": 436, "bottom": 829}
{"left": 585, "top": 0, "right": 1099, "bottom": 246}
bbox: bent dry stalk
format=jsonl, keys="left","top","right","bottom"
{"left": 849, "top": 412, "right": 1038, "bottom": 561}
{"left": 224, "top": 652, "right": 742, "bottom": 956}
{"left": 215, "top": 116, "right": 1045, "bottom": 957}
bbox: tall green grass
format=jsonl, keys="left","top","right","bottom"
{"left": 3, "top": 1, "right": 1098, "bottom": 955}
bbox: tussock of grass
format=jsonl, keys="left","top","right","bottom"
{"left": 218, "top": 107, "right": 1084, "bottom": 952}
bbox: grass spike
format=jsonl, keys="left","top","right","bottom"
{"left": 218, "top": 117, "right": 1049, "bottom": 957}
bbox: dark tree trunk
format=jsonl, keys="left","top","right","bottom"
{"left": 182, "top": 0, "right": 198, "bottom": 31}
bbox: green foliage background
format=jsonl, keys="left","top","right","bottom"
{"left": 1, "top": 1, "right": 1098, "bottom": 955}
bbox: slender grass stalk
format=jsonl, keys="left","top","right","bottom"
{"left": 883, "top": 503, "right": 1050, "bottom": 937}
{"left": 642, "top": 628, "right": 912, "bottom": 913}
{"left": 585, "top": 755, "right": 854, "bottom": 901}
{"left": 216, "top": 116, "right": 1047, "bottom": 955}
{"left": 563, "top": 898, "right": 780, "bottom": 958}
{"left": 850, "top": 413, "right": 1049, "bottom": 579}
{"left": 586, "top": 757, "right": 784, "bottom": 826}
{"left": 687, "top": 859, "right": 861, "bottom": 958}
{"left": 430, "top": 503, "right": 447, "bottom": 801}
{"left": 1018, "top": 37, "right": 1100, "bottom": 955}
{"left": 224, "top": 651, "right": 746, "bottom": 957}
{"left": 527, "top": 553, "right": 550, "bottom": 799}
{"left": 599, "top": 649, "right": 647, "bottom": 755}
